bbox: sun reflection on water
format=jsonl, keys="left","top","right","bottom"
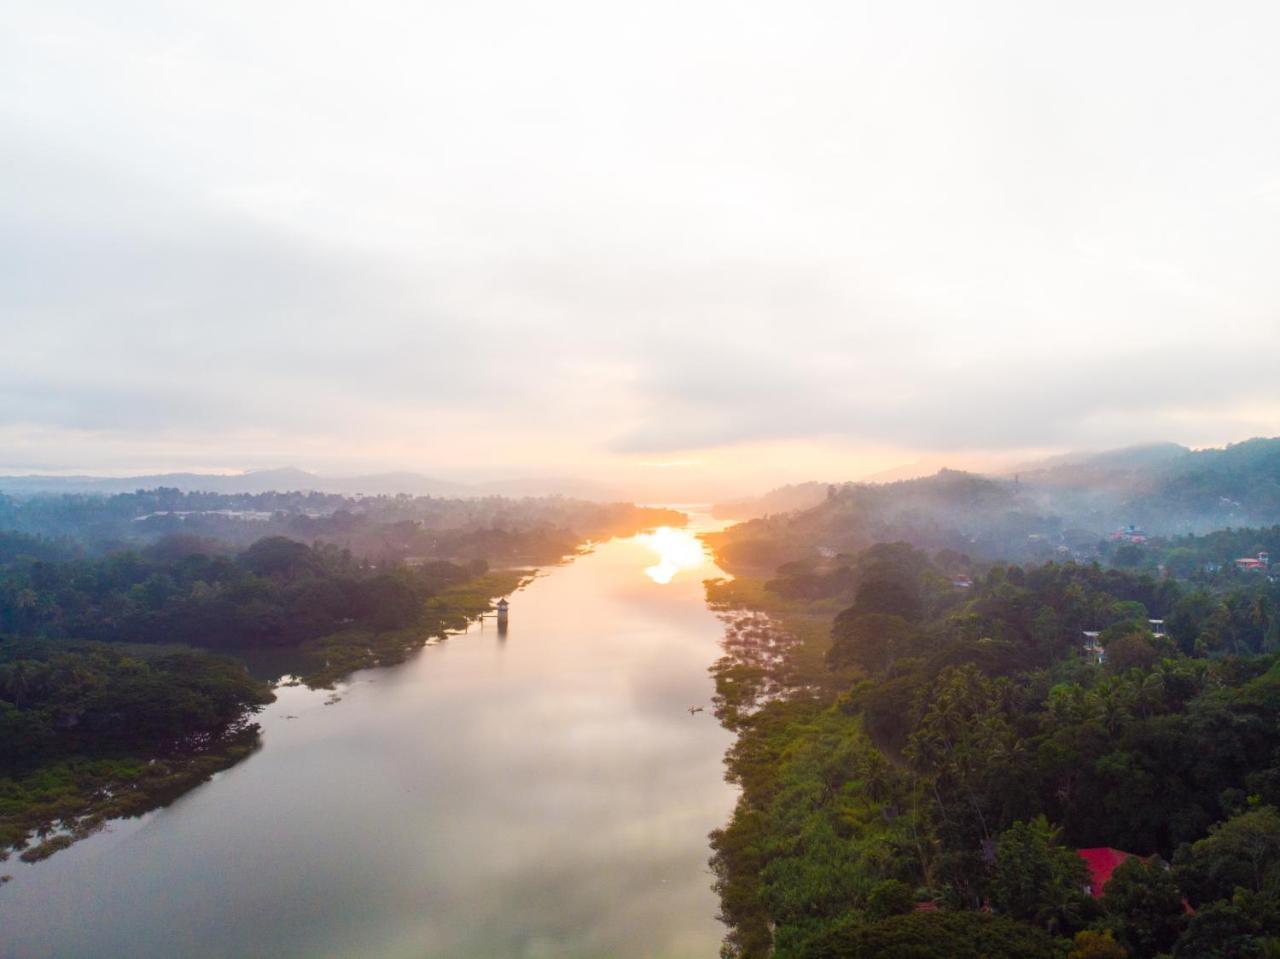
{"left": 636, "top": 526, "right": 708, "bottom": 584}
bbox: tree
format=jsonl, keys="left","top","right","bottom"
{"left": 866, "top": 879, "right": 915, "bottom": 920}
{"left": 801, "top": 911, "right": 1064, "bottom": 959}
{"left": 905, "top": 666, "right": 1023, "bottom": 850}
{"left": 990, "top": 815, "right": 1092, "bottom": 934}
{"left": 1101, "top": 856, "right": 1185, "bottom": 956}
{"left": 0, "top": 660, "right": 35, "bottom": 708}
{"left": 1167, "top": 592, "right": 1217, "bottom": 655}
{"left": 1068, "top": 930, "right": 1128, "bottom": 959}
{"left": 1031, "top": 605, "right": 1065, "bottom": 661}
{"left": 237, "top": 536, "right": 320, "bottom": 580}
{"left": 850, "top": 577, "right": 922, "bottom": 622}
{"left": 828, "top": 612, "right": 917, "bottom": 673}
{"left": 1105, "top": 631, "right": 1159, "bottom": 673}
{"left": 1114, "top": 545, "right": 1143, "bottom": 568}
{"left": 1172, "top": 899, "right": 1269, "bottom": 959}
{"left": 1266, "top": 615, "right": 1280, "bottom": 654}
{"left": 1177, "top": 806, "right": 1280, "bottom": 906}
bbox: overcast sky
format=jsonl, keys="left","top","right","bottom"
{"left": 3, "top": 1, "right": 1279, "bottom": 496}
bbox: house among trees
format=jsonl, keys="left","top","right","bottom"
{"left": 1235, "top": 550, "right": 1271, "bottom": 572}
{"left": 1081, "top": 630, "right": 1104, "bottom": 664}
{"left": 1077, "top": 847, "right": 1195, "bottom": 915}
{"left": 1077, "top": 847, "right": 1143, "bottom": 897}
{"left": 1109, "top": 524, "right": 1148, "bottom": 544}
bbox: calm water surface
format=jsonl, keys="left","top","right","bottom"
{"left": 1, "top": 517, "right": 736, "bottom": 959}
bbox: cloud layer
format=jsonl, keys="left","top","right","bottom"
{"left": 3, "top": 0, "right": 1279, "bottom": 488}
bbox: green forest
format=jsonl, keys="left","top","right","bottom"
{"left": 707, "top": 538, "right": 1280, "bottom": 959}
{"left": 0, "top": 640, "right": 271, "bottom": 863}
{"left": 0, "top": 534, "right": 491, "bottom": 649}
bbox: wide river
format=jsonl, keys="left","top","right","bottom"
{"left": 2, "top": 518, "right": 737, "bottom": 959}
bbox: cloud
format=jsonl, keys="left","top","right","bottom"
{"left": 3, "top": 0, "right": 1280, "bottom": 481}
{"left": 609, "top": 340, "right": 1280, "bottom": 454}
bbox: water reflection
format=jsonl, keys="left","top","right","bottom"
{"left": 1, "top": 519, "right": 736, "bottom": 959}
{"left": 636, "top": 526, "right": 709, "bottom": 584}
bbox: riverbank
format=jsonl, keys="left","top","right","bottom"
{"left": 295, "top": 570, "right": 533, "bottom": 687}
{"left": 702, "top": 573, "right": 859, "bottom": 957}
{"left": 0, "top": 569, "right": 530, "bottom": 867}
{"left": 704, "top": 575, "right": 851, "bottom": 729}
{"left": 0, "top": 643, "right": 275, "bottom": 867}
{"left": 1, "top": 724, "right": 262, "bottom": 869}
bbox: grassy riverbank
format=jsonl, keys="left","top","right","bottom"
{"left": 2, "top": 725, "right": 262, "bottom": 866}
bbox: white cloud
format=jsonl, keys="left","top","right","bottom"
{"left": 2, "top": 0, "right": 1279, "bottom": 485}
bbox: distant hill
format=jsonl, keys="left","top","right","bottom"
{"left": 1008, "top": 442, "right": 1191, "bottom": 480}
{"left": 1013, "top": 437, "right": 1280, "bottom": 534}
{"left": 0, "top": 468, "right": 624, "bottom": 501}
{"left": 706, "top": 469, "right": 1054, "bottom": 569}
{"left": 1006, "top": 443, "right": 1192, "bottom": 498}
{"left": 860, "top": 459, "right": 952, "bottom": 483}
{"left": 711, "top": 482, "right": 832, "bottom": 520}
{"left": 706, "top": 437, "right": 1280, "bottom": 569}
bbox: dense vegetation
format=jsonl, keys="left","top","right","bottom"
{"left": 0, "top": 488, "right": 684, "bottom": 561}
{"left": 0, "top": 534, "right": 491, "bottom": 650}
{"left": 1104, "top": 524, "right": 1280, "bottom": 580}
{"left": 0, "top": 640, "right": 272, "bottom": 862}
{"left": 0, "top": 641, "right": 271, "bottom": 768}
{"left": 707, "top": 540, "right": 1280, "bottom": 958}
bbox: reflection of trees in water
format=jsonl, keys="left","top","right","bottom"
{"left": 710, "top": 611, "right": 802, "bottom": 727}
{"left": 5, "top": 723, "right": 263, "bottom": 865}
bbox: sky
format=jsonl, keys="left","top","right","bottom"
{"left": 3, "top": 0, "right": 1279, "bottom": 499}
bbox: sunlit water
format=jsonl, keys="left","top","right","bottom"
{"left": 1, "top": 518, "right": 736, "bottom": 959}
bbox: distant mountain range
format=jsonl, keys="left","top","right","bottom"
{"left": 0, "top": 467, "right": 626, "bottom": 502}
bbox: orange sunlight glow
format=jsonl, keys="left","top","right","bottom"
{"left": 636, "top": 527, "right": 708, "bottom": 584}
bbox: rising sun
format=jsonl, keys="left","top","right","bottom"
{"left": 636, "top": 526, "right": 708, "bottom": 584}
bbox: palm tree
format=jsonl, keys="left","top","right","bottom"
{"left": 0, "top": 661, "right": 32, "bottom": 708}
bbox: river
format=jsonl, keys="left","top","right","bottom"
{"left": 1, "top": 518, "right": 737, "bottom": 959}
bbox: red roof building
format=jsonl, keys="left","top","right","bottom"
{"left": 1077, "top": 847, "right": 1195, "bottom": 913}
{"left": 1078, "top": 847, "right": 1137, "bottom": 897}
